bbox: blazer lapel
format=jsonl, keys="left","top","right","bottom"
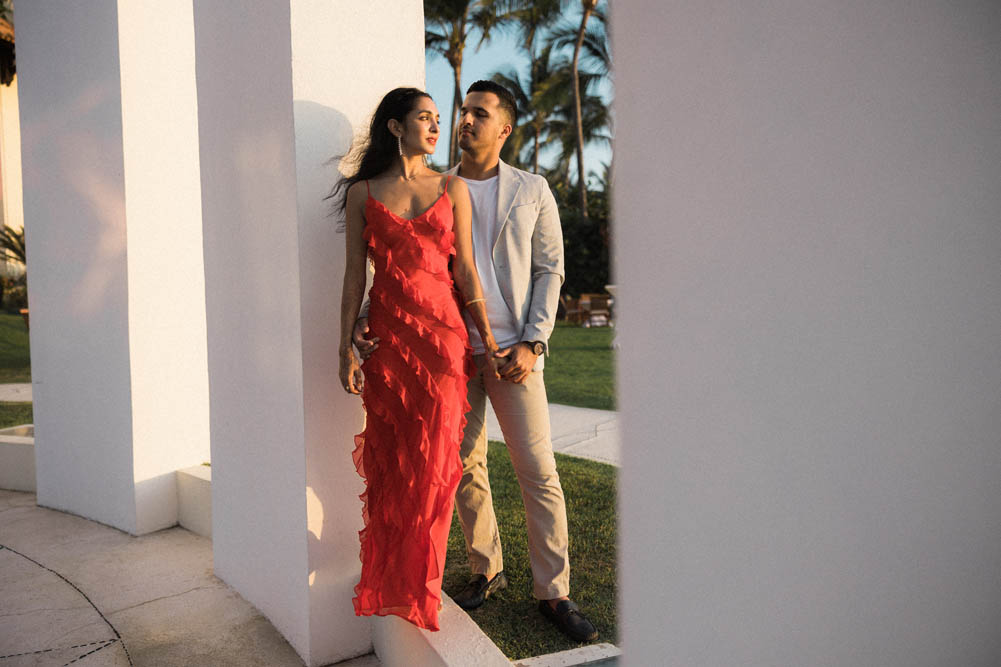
{"left": 493, "top": 160, "right": 521, "bottom": 251}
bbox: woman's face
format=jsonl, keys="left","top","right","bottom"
{"left": 401, "top": 97, "right": 441, "bottom": 156}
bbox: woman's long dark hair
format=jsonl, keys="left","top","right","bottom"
{"left": 328, "top": 87, "right": 432, "bottom": 215}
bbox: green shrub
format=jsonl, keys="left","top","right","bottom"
{"left": 2, "top": 284, "right": 26, "bottom": 312}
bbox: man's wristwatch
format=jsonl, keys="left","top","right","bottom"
{"left": 524, "top": 340, "right": 545, "bottom": 356}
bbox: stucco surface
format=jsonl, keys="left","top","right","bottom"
{"left": 616, "top": 2, "right": 1001, "bottom": 665}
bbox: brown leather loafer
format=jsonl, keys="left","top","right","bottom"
{"left": 539, "top": 599, "right": 598, "bottom": 642}
{"left": 453, "top": 571, "right": 508, "bottom": 610}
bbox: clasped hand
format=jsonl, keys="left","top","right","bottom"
{"left": 492, "top": 343, "right": 537, "bottom": 384}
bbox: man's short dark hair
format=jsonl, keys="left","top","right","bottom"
{"left": 467, "top": 80, "right": 518, "bottom": 127}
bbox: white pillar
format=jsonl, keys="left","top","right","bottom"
{"left": 191, "top": 2, "right": 424, "bottom": 664}
{"left": 16, "top": 1, "right": 210, "bottom": 535}
{"left": 0, "top": 75, "right": 24, "bottom": 238}
{"left": 616, "top": 2, "right": 1001, "bottom": 665}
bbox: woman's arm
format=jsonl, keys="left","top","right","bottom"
{"left": 339, "top": 182, "right": 368, "bottom": 394}
{"left": 448, "top": 178, "right": 500, "bottom": 378}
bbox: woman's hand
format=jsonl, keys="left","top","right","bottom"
{"left": 483, "top": 345, "right": 503, "bottom": 380}
{"left": 340, "top": 347, "right": 364, "bottom": 395}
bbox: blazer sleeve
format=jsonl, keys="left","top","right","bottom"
{"left": 357, "top": 257, "right": 375, "bottom": 319}
{"left": 522, "top": 179, "right": 565, "bottom": 352}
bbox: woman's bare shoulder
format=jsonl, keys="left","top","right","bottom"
{"left": 345, "top": 180, "right": 370, "bottom": 210}
{"left": 445, "top": 173, "right": 468, "bottom": 199}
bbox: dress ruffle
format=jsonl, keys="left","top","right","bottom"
{"left": 352, "top": 190, "right": 471, "bottom": 631}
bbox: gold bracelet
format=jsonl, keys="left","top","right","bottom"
{"left": 464, "top": 297, "right": 486, "bottom": 307}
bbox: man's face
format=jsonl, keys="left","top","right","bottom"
{"left": 458, "top": 91, "right": 511, "bottom": 155}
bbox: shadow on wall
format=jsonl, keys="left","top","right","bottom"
{"left": 21, "top": 81, "right": 129, "bottom": 321}
{"left": 294, "top": 98, "right": 374, "bottom": 662}
{"left": 292, "top": 98, "right": 355, "bottom": 212}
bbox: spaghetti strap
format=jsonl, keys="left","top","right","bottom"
{"left": 365, "top": 179, "right": 371, "bottom": 196}
{"left": 443, "top": 173, "right": 452, "bottom": 192}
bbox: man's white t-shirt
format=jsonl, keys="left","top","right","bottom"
{"left": 459, "top": 175, "right": 521, "bottom": 354}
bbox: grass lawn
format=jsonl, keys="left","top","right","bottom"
{"left": 443, "top": 440, "right": 617, "bottom": 660}
{"left": 543, "top": 322, "right": 615, "bottom": 411}
{"left": 0, "top": 402, "right": 32, "bottom": 428}
{"left": 0, "top": 313, "right": 31, "bottom": 383}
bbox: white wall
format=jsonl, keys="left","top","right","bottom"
{"left": 192, "top": 0, "right": 311, "bottom": 654}
{"left": 289, "top": 2, "right": 425, "bottom": 665}
{"left": 16, "top": 0, "right": 209, "bottom": 535}
{"left": 616, "top": 2, "right": 1001, "bottom": 665}
{"left": 18, "top": 0, "right": 137, "bottom": 531}
{"left": 192, "top": 2, "right": 424, "bottom": 664}
{"left": 118, "top": 1, "right": 211, "bottom": 535}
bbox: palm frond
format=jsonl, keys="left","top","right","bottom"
{"left": 0, "top": 226, "right": 26, "bottom": 266}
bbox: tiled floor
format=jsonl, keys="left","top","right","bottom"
{"left": 0, "top": 491, "right": 309, "bottom": 667}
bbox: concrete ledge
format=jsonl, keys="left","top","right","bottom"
{"left": 372, "top": 595, "right": 509, "bottom": 667}
{"left": 177, "top": 464, "right": 212, "bottom": 538}
{"left": 0, "top": 423, "right": 35, "bottom": 492}
{"left": 176, "top": 464, "right": 508, "bottom": 665}
{"left": 514, "top": 643, "right": 622, "bottom": 666}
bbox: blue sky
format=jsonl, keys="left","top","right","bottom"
{"left": 424, "top": 11, "right": 613, "bottom": 183}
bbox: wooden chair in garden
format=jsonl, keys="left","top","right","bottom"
{"left": 579, "top": 293, "right": 611, "bottom": 327}
{"left": 560, "top": 294, "right": 583, "bottom": 324}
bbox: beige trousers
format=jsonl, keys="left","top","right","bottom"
{"left": 455, "top": 355, "right": 570, "bottom": 600}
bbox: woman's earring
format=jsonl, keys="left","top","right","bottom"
{"left": 397, "top": 135, "right": 403, "bottom": 157}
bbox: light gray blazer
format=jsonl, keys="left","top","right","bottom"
{"left": 359, "top": 160, "right": 565, "bottom": 371}
{"left": 446, "top": 160, "right": 564, "bottom": 371}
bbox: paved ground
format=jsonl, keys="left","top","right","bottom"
{"left": 0, "top": 383, "right": 31, "bottom": 403}
{"left": 0, "top": 385, "right": 618, "bottom": 666}
{"left": 487, "top": 403, "right": 620, "bottom": 466}
{"left": 0, "top": 490, "right": 386, "bottom": 667}
{"left": 0, "top": 490, "right": 318, "bottom": 667}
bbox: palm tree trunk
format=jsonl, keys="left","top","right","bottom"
{"left": 571, "top": 1, "right": 596, "bottom": 218}
{"left": 449, "top": 59, "right": 463, "bottom": 167}
{"left": 533, "top": 125, "right": 540, "bottom": 174}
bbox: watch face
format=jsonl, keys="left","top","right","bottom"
{"left": 533, "top": 342, "right": 544, "bottom": 355}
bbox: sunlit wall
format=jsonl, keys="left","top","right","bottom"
{"left": 16, "top": 0, "right": 210, "bottom": 536}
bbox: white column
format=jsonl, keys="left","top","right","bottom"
{"left": 16, "top": 1, "right": 210, "bottom": 535}
{"left": 0, "top": 75, "right": 24, "bottom": 237}
{"left": 616, "top": 2, "right": 1001, "bottom": 665}
{"left": 192, "top": 2, "right": 424, "bottom": 664}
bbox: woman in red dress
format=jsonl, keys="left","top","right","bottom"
{"left": 334, "top": 88, "right": 499, "bottom": 631}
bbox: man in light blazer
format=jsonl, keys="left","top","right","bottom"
{"left": 355, "top": 80, "right": 597, "bottom": 642}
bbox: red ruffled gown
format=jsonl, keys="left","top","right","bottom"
{"left": 352, "top": 180, "right": 472, "bottom": 631}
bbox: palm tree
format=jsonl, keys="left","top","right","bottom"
{"left": 538, "top": 67, "right": 610, "bottom": 191}
{"left": 551, "top": 6, "right": 611, "bottom": 78}
{"left": 425, "top": 0, "right": 511, "bottom": 166}
{"left": 507, "top": 0, "right": 565, "bottom": 58}
{"left": 551, "top": 5, "right": 612, "bottom": 202}
{"left": 570, "top": 0, "right": 599, "bottom": 218}
{"left": 490, "top": 69, "right": 532, "bottom": 170}
{"left": 491, "top": 43, "right": 569, "bottom": 173}
{"left": 492, "top": 0, "right": 566, "bottom": 172}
